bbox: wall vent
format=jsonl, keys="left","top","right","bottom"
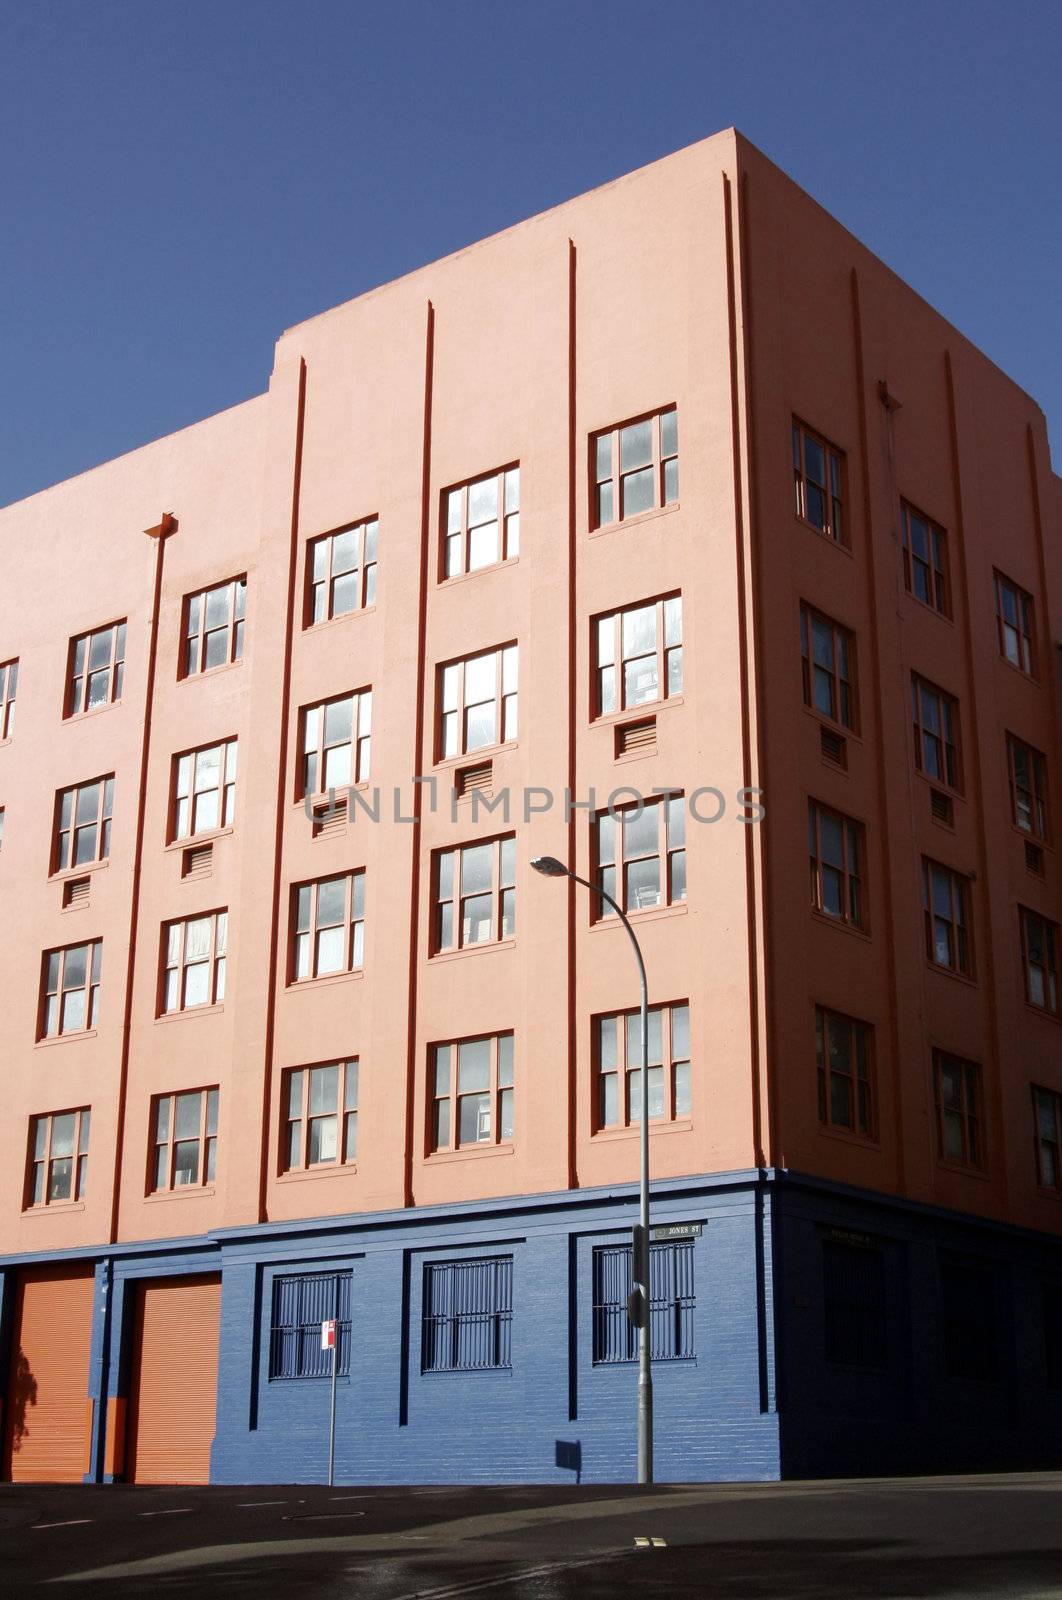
{"left": 63, "top": 876, "right": 90, "bottom": 910}
{"left": 312, "top": 796, "right": 348, "bottom": 838}
{"left": 615, "top": 717, "right": 657, "bottom": 758}
{"left": 182, "top": 842, "right": 213, "bottom": 880}
{"left": 1025, "top": 840, "right": 1045, "bottom": 877}
{"left": 820, "top": 726, "right": 847, "bottom": 767}
{"left": 930, "top": 788, "right": 954, "bottom": 827}
{"left": 455, "top": 761, "right": 493, "bottom": 799}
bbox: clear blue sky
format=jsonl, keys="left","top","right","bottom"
{"left": 2, "top": 0, "right": 1060, "bottom": 507}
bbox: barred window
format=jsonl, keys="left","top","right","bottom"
{"left": 182, "top": 577, "right": 245, "bottom": 676}
{"left": 172, "top": 739, "right": 237, "bottom": 841}
{"left": 54, "top": 775, "right": 114, "bottom": 872}
{"left": 592, "top": 1240, "right": 695, "bottom": 1363}
{"left": 793, "top": 420, "right": 844, "bottom": 542}
{"left": 443, "top": 466, "right": 519, "bottom": 577}
{"left": 40, "top": 941, "right": 102, "bottom": 1038}
{"left": 593, "top": 408, "right": 678, "bottom": 528}
{"left": 422, "top": 1257, "right": 512, "bottom": 1372}
{"left": 822, "top": 1239, "right": 886, "bottom": 1368}
{"left": 67, "top": 623, "right": 124, "bottom": 715}
{"left": 0, "top": 658, "right": 17, "bottom": 738}
{"left": 27, "top": 1108, "right": 90, "bottom": 1208}
{"left": 308, "top": 519, "right": 378, "bottom": 623}
{"left": 292, "top": 872, "right": 365, "bottom": 980}
{"left": 269, "top": 1271, "right": 351, "bottom": 1379}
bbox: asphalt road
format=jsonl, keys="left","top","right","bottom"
{"left": 1, "top": 1473, "right": 1060, "bottom": 1599}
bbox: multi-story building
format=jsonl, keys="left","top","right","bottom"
{"left": 1, "top": 129, "right": 1060, "bottom": 1486}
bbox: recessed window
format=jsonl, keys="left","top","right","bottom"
{"left": 161, "top": 912, "right": 227, "bottom": 1013}
{"left": 0, "top": 658, "right": 17, "bottom": 738}
{"left": 432, "top": 835, "right": 514, "bottom": 953}
{"left": 430, "top": 1033, "right": 513, "bottom": 1151}
{"left": 994, "top": 571, "right": 1035, "bottom": 675}
{"left": 595, "top": 1002, "right": 690, "bottom": 1130}
{"left": 171, "top": 738, "right": 237, "bottom": 842}
{"left": 150, "top": 1088, "right": 218, "bottom": 1191}
{"left": 292, "top": 872, "right": 365, "bottom": 980}
{"left": 1020, "top": 907, "right": 1058, "bottom": 1014}
{"left": 40, "top": 940, "right": 102, "bottom": 1038}
{"left": 792, "top": 420, "right": 844, "bottom": 542}
{"left": 181, "top": 577, "right": 245, "bottom": 676}
{"left": 270, "top": 1271, "right": 351, "bottom": 1379}
{"left": 1033, "top": 1086, "right": 1062, "bottom": 1191}
{"left": 933, "top": 1051, "right": 984, "bottom": 1169}
{"left": 300, "top": 689, "right": 372, "bottom": 797}
{"left": 442, "top": 466, "right": 519, "bottom": 578}
{"left": 800, "top": 603, "right": 856, "bottom": 730}
{"left": 1006, "top": 734, "right": 1049, "bottom": 842}
{"left": 282, "top": 1060, "right": 358, "bottom": 1170}
{"left": 816, "top": 1006, "right": 875, "bottom": 1139}
{"left": 593, "top": 407, "right": 678, "bottom": 528}
{"left": 594, "top": 595, "right": 682, "bottom": 717}
{"left": 27, "top": 1108, "right": 90, "bottom": 1207}
{"left": 437, "top": 645, "right": 517, "bottom": 760}
{"left": 912, "top": 675, "right": 962, "bottom": 793}
{"left": 901, "top": 500, "right": 948, "bottom": 614}
{"left": 941, "top": 1256, "right": 1000, "bottom": 1382}
{"left": 66, "top": 623, "right": 124, "bottom": 716}
{"left": 54, "top": 775, "right": 113, "bottom": 873}
{"left": 592, "top": 1240, "right": 694, "bottom": 1363}
{"left": 922, "top": 859, "right": 973, "bottom": 975}
{"left": 307, "top": 519, "right": 378, "bottom": 623}
{"left": 822, "top": 1239, "right": 887, "bottom": 1368}
{"left": 594, "top": 794, "right": 686, "bottom": 917}
{"left": 808, "top": 800, "right": 864, "bottom": 927}
{"left": 422, "top": 1257, "right": 513, "bottom": 1372}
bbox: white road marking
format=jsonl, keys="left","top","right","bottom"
{"left": 385, "top": 1552, "right": 624, "bottom": 1600}
{"left": 237, "top": 1500, "right": 288, "bottom": 1507}
{"left": 34, "top": 1521, "right": 93, "bottom": 1531}
{"left": 138, "top": 1508, "right": 194, "bottom": 1517}
{"left": 288, "top": 1512, "right": 366, "bottom": 1521}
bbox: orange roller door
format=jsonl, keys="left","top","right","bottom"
{"left": 126, "top": 1274, "right": 221, "bottom": 1485}
{"left": 4, "top": 1265, "right": 95, "bottom": 1483}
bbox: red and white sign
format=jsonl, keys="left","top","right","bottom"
{"left": 321, "top": 1319, "right": 336, "bottom": 1350}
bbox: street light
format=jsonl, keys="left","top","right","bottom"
{"left": 530, "top": 855, "right": 653, "bottom": 1485}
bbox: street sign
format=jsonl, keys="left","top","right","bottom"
{"left": 321, "top": 1319, "right": 336, "bottom": 1350}
{"left": 650, "top": 1222, "right": 702, "bottom": 1241}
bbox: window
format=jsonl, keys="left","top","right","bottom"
{"left": 300, "top": 688, "right": 372, "bottom": 796}
{"left": 283, "top": 1061, "right": 359, "bottom": 1170}
{"left": 592, "top": 1240, "right": 695, "bottom": 1363}
{"left": 150, "top": 1088, "right": 218, "bottom": 1190}
{"left": 1033, "top": 1086, "right": 1062, "bottom": 1191}
{"left": 421, "top": 1257, "right": 513, "bottom": 1372}
{"left": 816, "top": 1006, "right": 875, "bottom": 1139}
{"left": 0, "top": 658, "right": 17, "bottom": 738}
{"left": 901, "top": 501, "right": 948, "bottom": 614}
{"left": 0, "top": 808, "right": 5, "bottom": 851}
{"left": 66, "top": 623, "right": 124, "bottom": 715}
{"left": 594, "top": 794, "right": 686, "bottom": 916}
{"left": 432, "top": 835, "right": 514, "bottom": 953}
{"left": 27, "top": 1109, "right": 90, "bottom": 1207}
{"left": 822, "top": 1239, "right": 887, "bottom": 1369}
{"left": 933, "top": 1051, "right": 983, "bottom": 1169}
{"left": 161, "top": 912, "right": 227, "bottom": 1012}
{"left": 269, "top": 1271, "right": 351, "bottom": 1379}
{"left": 595, "top": 1003, "right": 690, "bottom": 1129}
{"left": 443, "top": 466, "right": 519, "bottom": 577}
{"left": 308, "top": 518, "right": 378, "bottom": 623}
{"left": 912, "top": 675, "right": 962, "bottom": 792}
{"left": 1020, "top": 908, "right": 1058, "bottom": 1013}
{"left": 292, "top": 872, "right": 365, "bottom": 980}
{"left": 994, "top": 571, "right": 1035, "bottom": 675}
{"left": 182, "top": 577, "right": 245, "bottom": 676}
{"left": 438, "top": 646, "right": 517, "bottom": 759}
{"left": 170, "top": 739, "right": 237, "bottom": 842}
{"left": 594, "top": 595, "right": 682, "bottom": 717}
{"left": 430, "top": 1033, "right": 513, "bottom": 1151}
{"left": 1043, "top": 1280, "right": 1062, "bottom": 1388}
{"left": 53, "top": 776, "right": 113, "bottom": 872}
{"left": 800, "top": 604, "right": 856, "bottom": 730}
{"left": 922, "top": 860, "right": 972, "bottom": 975}
{"left": 40, "top": 941, "right": 102, "bottom": 1038}
{"left": 593, "top": 407, "right": 678, "bottom": 528}
{"left": 808, "top": 800, "right": 864, "bottom": 927}
{"left": 1007, "top": 734, "right": 1049, "bottom": 841}
{"left": 792, "top": 421, "right": 844, "bottom": 542}
{"left": 940, "top": 1256, "right": 999, "bottom": 1381}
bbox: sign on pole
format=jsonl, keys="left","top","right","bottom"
{"left": 322, "top": 1320, "right": 338, "bottom": 1486}
{"left": 321, "top": 1319, "right": 337, "bottom": 1349}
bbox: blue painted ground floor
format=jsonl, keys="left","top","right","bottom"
{"left": 1, "top": 1170, "right": 1060, "bottom": 1485}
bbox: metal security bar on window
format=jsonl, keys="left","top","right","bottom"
{"left": 593, "top": 408, "right": 678, "bottom": 528}
{"left": 269, "top": 1271, "right": 352, "bottom": 1380}
{"left": 308, "top": 519, "right": 379, "bottom": 623}
{"left": 421, "top": 1257, "right": 513, "bottom": 1372}
{"left": 0, "top": 658, "right": 18, "bottom": 738}
{"left": 595, "top": 595, "right": 682, "bottom": 717}
{"left": 67, "top": 623, "right": 125, "bottom": 715}
{"left": 822, "top": 1239, "right": 887, "bottom": 1368}
{"left": 443, "top": 466, "right": 519, "bottom": 577}
{"left": 173, "top": 739, "right": 237, "bottom": 840}
{"left": 183, "top": 577, "right": 246, "bottom": 675}
{"left": 54, "top": 775, "right": 114, "bottom": 872}
{"left": 591, "top": 1240, "right": 695, "bottom": 1364}
{"left": 28, "top": 1108, "right": 90, "bottom": 1207}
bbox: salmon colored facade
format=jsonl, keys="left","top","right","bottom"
{"left": 1, "top": 131, "right": 1060, "bottom": 1486}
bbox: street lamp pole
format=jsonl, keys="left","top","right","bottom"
{"left": 531, "top": 855, "right": 653, "bottom": 1486}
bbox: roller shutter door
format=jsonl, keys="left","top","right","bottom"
{"left": 4, "top": 1265, "right": 95, "bottom": 1482}
{"left": 126, "top": 1274, "right": 221, "bottom": 1485}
